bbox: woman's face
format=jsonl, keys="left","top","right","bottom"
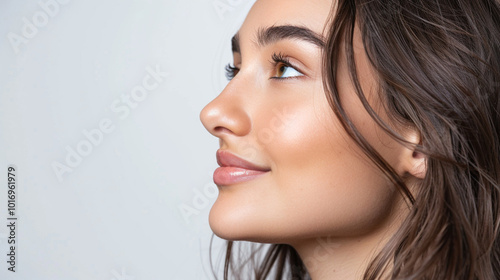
{"left": 200, "top": 0, "right": 413, "bottom": 244}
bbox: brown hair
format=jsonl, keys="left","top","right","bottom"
{"left": 211, "top": 0, "right": 500, "bottom": 279}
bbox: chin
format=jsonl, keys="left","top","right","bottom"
{"left": 209, "top": 202, "right": 251, "bottom": 241}
{"left": 208, "top": 202, "right": 281, "bottom": 243}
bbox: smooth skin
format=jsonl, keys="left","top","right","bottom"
{"left": 200, "top": 0, "right": 425, "bottom": 279}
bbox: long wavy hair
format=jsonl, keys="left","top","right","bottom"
{"left": 210, "top": 0, "right": 500, "bottom": 279}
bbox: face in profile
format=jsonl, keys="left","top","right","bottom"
{"left": 200, "top": 0, "right": 419, "bottom": 246}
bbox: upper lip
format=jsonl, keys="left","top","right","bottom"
{"left": 216, "top": 149, "right": 271, "bottom": 172}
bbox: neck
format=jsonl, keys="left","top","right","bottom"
{"left": 291, "top": 234, "right": 385, "bottom": 279}
{"left": 290, "top": 203, "right": 408, "bottom": 279}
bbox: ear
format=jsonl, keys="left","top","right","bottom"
{"left": 402, "top": 130, "right": 427, "bottom": 180}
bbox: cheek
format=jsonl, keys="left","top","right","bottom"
{"left": 262, "top": 96, "right": 398, "bottom": 238}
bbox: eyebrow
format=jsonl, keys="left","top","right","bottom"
{"left": 230, "top": 25, "right": 325, "bottom": 53}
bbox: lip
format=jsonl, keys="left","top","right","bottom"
{"left": 213, "top": 149, "right": 271, "bottom": 185}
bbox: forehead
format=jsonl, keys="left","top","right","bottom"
{"left": 239, "top": 0, "right": 334, "bottom": 43}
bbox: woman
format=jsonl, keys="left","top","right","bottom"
{"left": 200, "top": 0, "right": 500, "bottom": 279}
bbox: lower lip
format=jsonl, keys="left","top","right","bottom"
{"left": 213, "top": 167, "right": 269, "bottom": 185}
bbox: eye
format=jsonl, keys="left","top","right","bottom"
{"left": 270, "top": 52, "right": 304, "bottom": 80}
{"left": 225, "top": 64, "right": 239, "bottom": 81}
{"left": 274, "top": 63, "right": 303, "bottom": 79}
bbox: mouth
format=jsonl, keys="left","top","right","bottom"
{"left": 213, "top": 149, "right": 271, "bottom": 185}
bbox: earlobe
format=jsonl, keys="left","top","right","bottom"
{"left": 409, "top": 150, "right": 427, "bottom": 179}
{"left": 402, "top": 131, "right": 427, "bottom": 180}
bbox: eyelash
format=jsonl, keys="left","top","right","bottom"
{"left": 224, "top": 52, "right": 303, "bottom": 81}
{"left": 224, "top": 64, "right": 239, "bottom": 80}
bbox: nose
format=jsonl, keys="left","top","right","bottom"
{"left": 200, "top": 81, "right": 252, "bottom": 140}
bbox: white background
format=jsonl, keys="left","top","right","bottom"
{"left": 0, "top": 0, "right": 255, "bottom": 279}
